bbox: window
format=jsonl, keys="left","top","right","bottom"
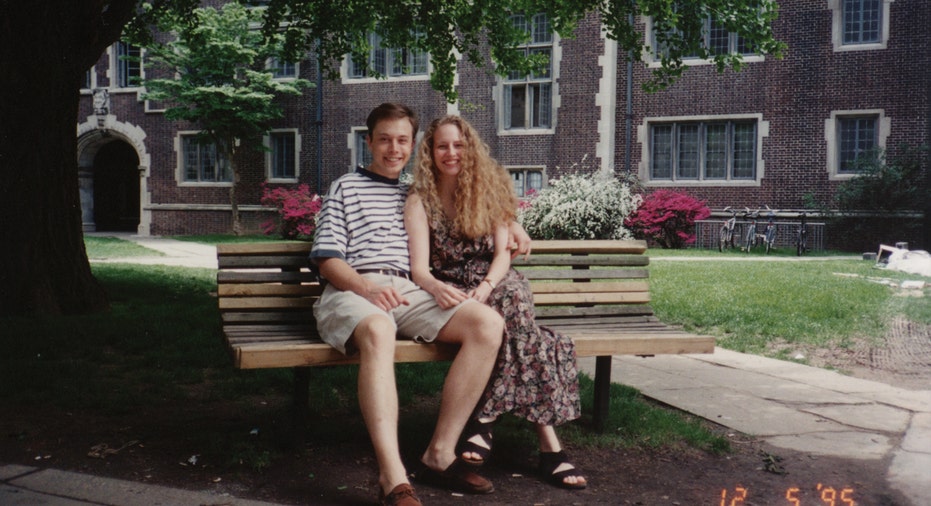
{"left": 269, "top": 58, "right": 297, "bottom": 79}
{"left": 268, "top": 131, "right": 298, "bottom": 180}
{"left": 837, "top": 116, "right": 878, "bottom": 174}
{"left": 510, "top": 167, "right": 544, "bottom": 197}
{"left": 349, "top": 32, "right": 427, "bottom": 79}
{"left": 824, "top": 110, "right": 888, "bottom": 179}
{"left": 181, "top": 135, "right": 231, "bottom": 183}
{"left": 830, "top": 0, "right": 892, "bottom": 51}
{"left": 115, "top": 41, "right": 142, "bottom": 88}
{"left": 648, "top": 119, "right": 759, "bottom": 182}
{"left": 651, "top": 12, "right": 757, "bottom": 61}
{"left": 82, "top": 69, "right": 93, "bottom": 90}
{"left": 502, "top": 13, "right": 555, "bottom": 131}
{"left": 843, "top": 0, "right": 882, "bottom": 44}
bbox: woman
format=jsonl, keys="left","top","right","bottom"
{"left": 404, "top": 115, "right": 586, "bottom": 489}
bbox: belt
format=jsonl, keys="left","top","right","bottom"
{"left": 357, "top": 268, "right": 411, "bottom": 280}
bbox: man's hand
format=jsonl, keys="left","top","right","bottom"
{"left": 508, "top": 221, "right": 532, "bottom": 260}
{"left": 364, "top": 281, "right": 409, "bottom": 312}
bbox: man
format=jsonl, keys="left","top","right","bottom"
{"left": 310, "top": 103, "right": 506, "bottom": 506}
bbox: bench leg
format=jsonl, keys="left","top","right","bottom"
{"left": 293, "top": 367, "right": 310, "bottom": 447}
{"left": 592, "top": 356, "right": 612, "bottom": 433}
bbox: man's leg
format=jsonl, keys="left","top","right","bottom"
{"left": 353, "top": 314, "right": 409, "bottom": 495}
{"left": 420, "top": 303, "right": 503, "bottom": 471}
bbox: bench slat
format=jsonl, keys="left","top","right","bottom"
{"left": 532, "top": 292, "right": 650, "bottom": 305}
{"left": 529, "top": 281, "right": 648, "bottom": 294}
{"left": 218, "top": 256, "right": 309, "bottom": 269}
{"left": 230, "top": 331, "right": 713, "bottom": 369}
{"left": 519, "top": 268, "right": 649, "bottom": 280}
{"left": 218, "top": 283, "right": 323, "bottom": 297}
{"left": 218, "top": 271, "right": 316, "bottom": 284}
{"left": 219, "top": 297, "right": 314, "bottom": 310}
{"left": 513, "top": 255, "right": 649, "bottom": 267}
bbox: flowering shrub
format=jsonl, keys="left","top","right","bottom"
{"left": 260, "top": 182, "right": 322, "bottom": 240}
{"left": 518, "top": 171, "right": 642, "bottom": 240}
{"left": 623, "top": 189, "right": 710, "bottom": 249}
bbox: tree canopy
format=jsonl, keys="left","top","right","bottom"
{"left": 0, "top": 0, "right": 784, "bottom": 315}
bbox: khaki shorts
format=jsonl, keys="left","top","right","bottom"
{"left": 313, "top": 273, "right": 472, "bottom": 355}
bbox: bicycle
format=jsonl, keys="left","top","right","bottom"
{"left": 795, "top": 212, "right": 809, "bottom": 256}
{"left": 761, "top": 206, "right": 778, "bottom": 254}
{"left": 742, "top": 207, "right": 761, "bottom": 253}
{"left": 718, "top": 206, "right": 739, "bottom": 252}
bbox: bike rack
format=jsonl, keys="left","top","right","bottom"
{"left": 693, "top": 219, "right": 825, "bottom": 252}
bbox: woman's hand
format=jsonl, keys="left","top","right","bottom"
{"left": 467, "top": 279, "right": 494, "bottom": 303}
{"left": 426, "top": 280, "right": 469, "bottom": 309}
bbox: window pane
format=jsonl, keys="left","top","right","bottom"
{"left": 508, "top": 84, "right": 526, "bottom": 129}
{"left": 271, "top": 133, "right": 295, "bottom": 179}
{"left": 529, "top": 48, "right": 551, "bottom": 79}
{"left": 839, "top": 117, "right": 876, "bottom": 172}
{"left": 844, "top": 0, "right": 882, "bottom": 44}
{"left": 117, "top": 42, "right": 141, "bottom": 88}
{"left": 676, "top": 124, "right": 700, "bottom": 179}
{"left": 527, "top": 171, "right": 543, "bottom": 193}
{"left": 531, "top": 13, "right": 552, "bottom": 43}
{"left": 704, "top": 123, "right": 727, "bottom": 179}
{"left": 531, "top": 83, "right": 551, "bottom": 128}
{"left": 651, "top": 125, "right": 673, "bottom": 179}
{"left": 709, "top": 19, "right": 729, "bottom": 56}
{"left": 511, "top": 171, "right": 525, "bottom": 196}
{"left": 355, "top": 131, "right": 373, "bottom": 169}
{"left": 732, "top": 122, "right": 756, "bottom": 179}
{"left": 183, "top": 137, "right": 199, "bottom": 181}
{"left": 271, "top": 58, "right": 296, "bottom": 78}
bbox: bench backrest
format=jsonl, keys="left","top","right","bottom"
{"left": 216, "top": 240, "right": 652, "bottom": 333}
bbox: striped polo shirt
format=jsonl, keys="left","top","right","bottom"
{"left": 310, "top": 168, "right": 411, "bottom": 274}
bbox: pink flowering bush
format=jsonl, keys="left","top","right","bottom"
{"left": 624, "top": 189, "right": 710, "bottom": 249}
{"left": 260, "top": 182, "right": 322, "bottom": 240}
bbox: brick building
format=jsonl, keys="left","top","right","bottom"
{"left": 76, "top": 1, "right": 929, "bottom": 250}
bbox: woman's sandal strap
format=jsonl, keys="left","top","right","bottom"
{"left": 539, "top": 450, "right": 587, "bottom": 490}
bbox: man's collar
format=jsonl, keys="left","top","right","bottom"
{"left": 357, "top": 166, "right": 400, "bottom": 185}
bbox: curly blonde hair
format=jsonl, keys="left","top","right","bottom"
{"left": 411, "top": 115, "right": 517, "bottom": 239}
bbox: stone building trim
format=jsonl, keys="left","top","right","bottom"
{"left": 828, "top": 0, "right": 894, "bottom": 53}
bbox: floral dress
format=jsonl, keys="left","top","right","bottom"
{"left": 429, "top": 217, "right": 581, "bottom": 426}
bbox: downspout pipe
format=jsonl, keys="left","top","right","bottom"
{"left": 624, "top": 13, "right": 634, "bottom": 176}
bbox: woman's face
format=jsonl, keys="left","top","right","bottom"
{"left": 431, "top": 123, "right": 465, "bottom": 182}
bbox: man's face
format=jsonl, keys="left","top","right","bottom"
{"left": 366, "top": 117, "right": 414, "bottom": 179}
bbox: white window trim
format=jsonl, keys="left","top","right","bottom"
{"left": 642, "top": 15, "right": 765, "bottom": 68}
{"left": 824, "top": 109, "right": 890, "bottom": 180}
{"left": 80, "top": 67, "right": 97, "bottom": 95}
{"left": 174, "top": 131, "right": 233, "bottom": 187}
{"left": 829, "top": 0, "right": 893, "bottom": 52}
{"left": 108, "top": 42, "right": 145, "bottom": 93}
{"left": 495, "top": 34, "right": 561, "bottom": 136}
{"left": 340, "top": 38, "right": 431, "bottom": 84}
{"left": 265, "top": 128, "right": 301, "bottom": 182}
{"left": 637, "top": 113, "right": 769, "bottom": 187}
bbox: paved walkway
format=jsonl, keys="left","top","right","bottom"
{"left": 3, "top": 234, "right": 927, "bottom": 505}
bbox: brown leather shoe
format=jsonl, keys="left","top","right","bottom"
{"left": 380, "top": 483, "right": 422, "bottom": 506}
{"left": 413, "top": 458, "right": 494, "bottom": 494}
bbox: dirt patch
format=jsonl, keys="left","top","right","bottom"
{"left": 771, "top": 315, "right": 931, "bottom": 391}
{"left": 3, "top": 313, "right": 926, "bottom": 505}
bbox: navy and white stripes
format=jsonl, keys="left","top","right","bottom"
{"left": 310, "top": 168, "right": 411, "bottom": 273}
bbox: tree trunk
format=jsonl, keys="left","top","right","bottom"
{"left": 0, "top": 1, "right": 135, "bottom": 315}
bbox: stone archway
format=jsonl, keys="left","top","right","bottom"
{"left": 76, "top": 116, "right": 151, "bottom": 235}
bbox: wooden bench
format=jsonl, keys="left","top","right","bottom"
{"left": 216, "top": 240, "right": 714, "bottom": 431}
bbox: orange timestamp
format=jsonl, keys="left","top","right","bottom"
{"left": 720, "top": 484, "right": 857, "bottom": 505}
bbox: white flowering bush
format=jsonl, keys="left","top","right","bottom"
{"left": 519, "top": 170, "right": 643, "bottom": 240}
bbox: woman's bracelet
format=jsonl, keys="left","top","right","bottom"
{"left": 482, "top": 278, "right": 496, "bottom": 289}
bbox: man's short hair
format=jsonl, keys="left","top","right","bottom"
{"left": 366, "top": 103, "right": 419, "bottom": 139}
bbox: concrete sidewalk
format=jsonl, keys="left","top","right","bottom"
{"left": 36, "top": 234, "right": 922, "bottom": 505}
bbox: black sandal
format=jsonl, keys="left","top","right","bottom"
{"left": 539, "top": 450, "right": 587, "bottom": 490}
{"left": 457, "top": 417, "right": 495, "bottom": 466}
